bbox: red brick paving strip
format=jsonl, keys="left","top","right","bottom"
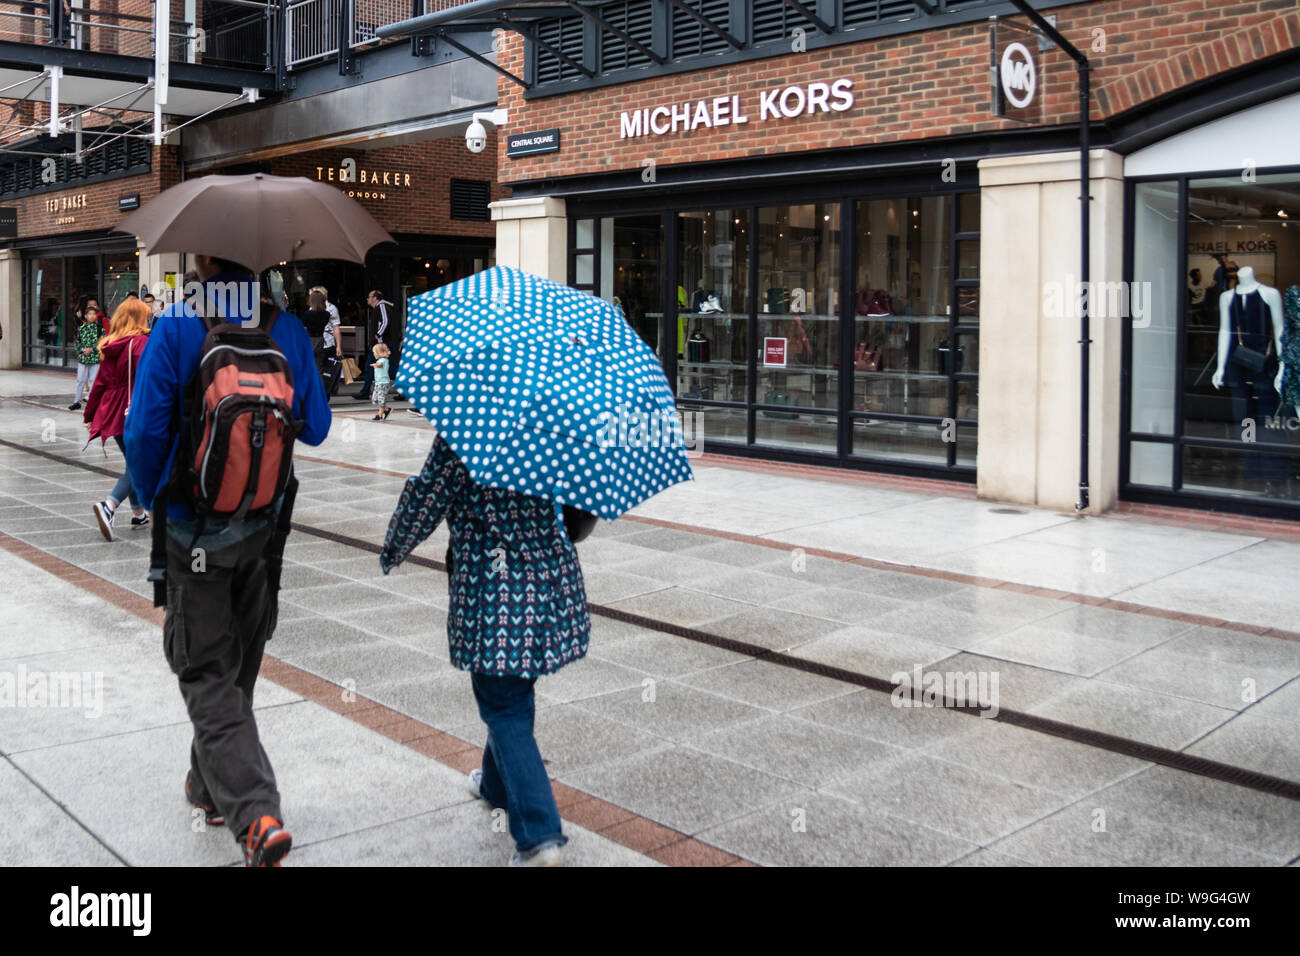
{"left": 0, "top": 530, "right": 746, "bottom": 867}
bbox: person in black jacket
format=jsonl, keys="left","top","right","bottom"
{"left": 352, "top": 289, "right": 399, "bottom": 399}
{"left": 302, "top": 290, "right": 335, "bottom": 372}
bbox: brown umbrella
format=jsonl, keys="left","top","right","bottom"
{"left": 114, "top": 172, "right": 395, "bottom": 273}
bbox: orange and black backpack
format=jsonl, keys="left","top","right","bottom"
{"left": 150, "top": 305, "right": 305, "bottom": 605}
{"left": 173, "top": 307, "right": 303, "bottom": 523}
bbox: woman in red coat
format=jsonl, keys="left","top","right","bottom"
{"left": 84, "top": 298, "right": 151, "bottom": 541}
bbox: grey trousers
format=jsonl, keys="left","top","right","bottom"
{"left": 164, "top": 523, "right": 280, "bottom": 839}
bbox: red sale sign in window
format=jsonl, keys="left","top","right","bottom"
{"left": 764, "top": 337, "right": 788, "bottom": 367}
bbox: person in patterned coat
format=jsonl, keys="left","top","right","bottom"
{"left": 380, "top": 434, "right": 590, "bottom": 866}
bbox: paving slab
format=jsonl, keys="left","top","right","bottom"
{"left": 673, "top": 659, "right": 859, "bottom": 713}
{"left": 561, "top": 746, "right": 802, "bottom": 835}
{"left": 570, "top": 680, "right": 770, "bottom": 741}
{"left": 697, "top": 792, "right": 976, "bottom": 867}
{"left": 10, "top": 701, "right": 474, "bottom": 866}
{"left": 922, "top": 718, "right": 1151, "bottom": 800}
{"left": 1028, "top": 681, "right": 1238, "bottom": 752}
{"left": 1184, "top": 711, "right": 1300, "bottom": 781}
{"left": 825, "top": 751, "right": 1076, "bottom": 844}
{"left": 990, "top": 800, "right": 1280, "bottom": 867}
{"left": 687, "top": 713, "right": 903, "bottom": 787}
{"left": 0, "top": 759, "right": 123, "bottom": 867}
{"left": 288, "top": 800, "right": 659, "bottom": 867}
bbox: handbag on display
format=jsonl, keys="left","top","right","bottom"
{"left": 854, "top": 341, "right": 883, "bottom": 372}
{"left": 935, "top": 338, "right": 965, "bottom": 375}
{"left": 1229, "top": 295, "right": 1274, "bottom": 373}
{"left": 759, "top": 390, "right": 795, "bottom": 418}
{"left": 855, "top": 288, "right": 893, "bottom": 317}
{"left": 687, "top": 325, "right": 711, "bottom": 363}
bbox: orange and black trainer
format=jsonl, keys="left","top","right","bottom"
{"left": 185, "top": 772, "right": 225, "bottom": 827}
{"left": 243, "top": 815, "right": 292, "bottom": 867}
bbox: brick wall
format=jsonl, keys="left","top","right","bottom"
{"left": 11, "top": 145, "right": 181, "bottom": 240}
{"left": 497, "top": 0, "right": 1300, "bottom": 184}
{"left": 242, "top": 133, "right": 511, "bottom": 238}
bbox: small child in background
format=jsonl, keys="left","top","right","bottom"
{"left": 69, "top": 306, "right": 103, "bottom": 410}
{"left": 370, "top": 342, "right": 392, "bottom": 421}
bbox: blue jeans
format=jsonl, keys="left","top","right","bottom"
{"left": 469, "top": 672, "right": 566, "bottom": 854}
{"left": 109, "top": 435, "right": 139, "bottom": 510}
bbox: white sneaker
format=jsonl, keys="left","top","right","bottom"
{"left": 510, "top": 841, "right": 564, "bottom": 867}
{"left": 468, "top": 769, "right": 485, "bottom": 801}
{"left": 93, "top": 500, "right": 115, "bottom": 542}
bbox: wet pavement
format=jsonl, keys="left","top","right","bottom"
{"left": 2, "top": 369, "right": 1298, "bottom": 866}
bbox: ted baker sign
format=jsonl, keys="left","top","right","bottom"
{"left": 620, "top": 78, "right": 854, "bottom": 139}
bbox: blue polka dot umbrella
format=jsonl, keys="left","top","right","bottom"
{"left": 395, "top": 265, "right": 695, "bottom": 519}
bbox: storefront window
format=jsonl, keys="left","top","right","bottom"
{"left": 102, "top": 250, "right": 140, "bottom": 317}
{"left": 1128, "top": 171, "right": 1300, "bottom": 507}
{"left": 27, "top": 258, "right": 65, "bottom": 366}
{"left": 676, "top": 209, "right": 750, "bottom": 405}
{"left": 1182, "top": 174, "right": 1300, "bottom": 500}
{"left": 755, "top": 203, "right": 840, "bottom": 453}
{"left": 609, "top": 215, "right": 663, "bottom": 354}
{"left": 851, "top": 195, "right": 956, "bottom": 462}
{"left": 571, "top": 189, "right": 977, "bottom": 475}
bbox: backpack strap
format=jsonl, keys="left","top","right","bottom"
{"left": 148, "top": 485, "right": 168, "bottom": 608}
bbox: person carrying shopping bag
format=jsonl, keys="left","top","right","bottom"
{"left": 380, "top": 434, "right": 589, "bottom": 866}
{"left": 85, "top": 298, "right": 151, "bottom": 540}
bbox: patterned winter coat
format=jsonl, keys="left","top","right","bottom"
{"left": 380, "top": 435, "right": 590, "bottom": 678}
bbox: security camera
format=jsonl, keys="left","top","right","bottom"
{"left": 465, "top": 109, "right": 508, "bottom": 154}
{"left": 465, "top": 119, "right": 487, "bottom": 154}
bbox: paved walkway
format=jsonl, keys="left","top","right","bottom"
{"left": 2, "top": 368, "right": 1298, "bottom": 866}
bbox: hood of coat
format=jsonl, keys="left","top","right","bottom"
{"left": 98, "top": 333, "right": 146, "bottom": 362}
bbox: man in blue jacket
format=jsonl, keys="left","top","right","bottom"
{"left": 126, "top": 254, "right": 331, "bottom": 867}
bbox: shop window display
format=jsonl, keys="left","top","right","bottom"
{"left": 754, "top": 203, "right": 840, "bottom": 453}
{"left": 1130, "top": 172, "right": 1300, "bottom": 506}
{"left": 851, "top": 196, "right": 956, "bottom": 459}
{"left": 676, "top": 209, "right": 750, "bottom": 408}
{"left": 574, "top": 190, "right": 977, "bottom": 472}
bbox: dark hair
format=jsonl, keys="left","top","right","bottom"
{"left": 369, "top": 289, "right": 387, "bottom": 301}
{"left": 210, "top": 256, "right": 250, "bottom": 275}
{"left": 142, "top": 292, "right": 155, "bottom": 302}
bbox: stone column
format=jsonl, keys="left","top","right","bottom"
{"left": 0, "top": 248, "right": 22, "bottom": 370}
{"left": 490, "top": 196, "right": 567, "bottom": 282}
{"left": 136, "top": 241, "right": 183, "bottom": 307}
{"left": 977, "top": 149, "right": 1126, "bottom": 513}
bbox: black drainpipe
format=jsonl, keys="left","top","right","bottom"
{"left": 1009, "top": 0, "right": 1092, "bottom": 513}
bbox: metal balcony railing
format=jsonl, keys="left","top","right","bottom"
{"left": 285, "top": 0, "right": 339, "bottom": 66}
{"left": 0, "top": 0, "right": 276, "bottom": 71}
{"left": 286, "top": 0, "right": 473, "bottom": 69}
